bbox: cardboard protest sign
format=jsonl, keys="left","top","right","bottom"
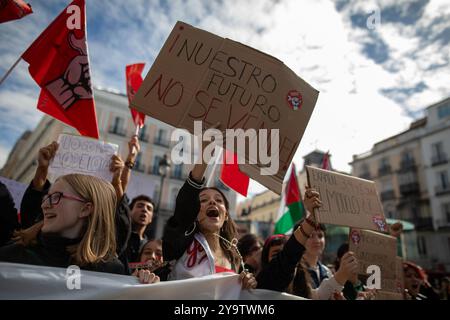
{"left": 0, "top": 177, "right": 27, "bottom": 210}
{"left": 349, "top": 229, "right": 400, "bottom": 293}
{"left": 306, "top": 166, "right": 387, "bottom": 232}
{"left": 49, "top": 134, "right": 118, "bottom": 182}
{"left": 131, "top": 21, "right": 319, "bottom": 194}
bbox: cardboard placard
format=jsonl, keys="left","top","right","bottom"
{"left": 49, "top": 134, "right": 118, "bottom": 182}
{"left": 131, "top": 21, "right": 319, "bottom": 194}
{"left": 0, "top": 176, "right": 27, "bottom": 210}
{"left": 306, "top": 166, "right": 387, "bottom": 232}
{"left": 374, "top": 291, "right": 404, "bottom": 300}
{"left": 349, "top": 229, "right": 399, "bottom": 293}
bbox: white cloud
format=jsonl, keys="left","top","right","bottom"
{"left": 0, "top": 0, "right": 448, "bottom": 201}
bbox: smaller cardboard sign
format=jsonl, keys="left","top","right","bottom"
{"left": 0, "top": 176, "right": 27, "bottom": 210}
{"left": 307, "top": 166, "right": 387, "bottom": 232}
{"left": 49, "top": 134, "right": 118, "bottom": 182}
{"left": 349, "top": 228, "right": 398, "bottom": 292}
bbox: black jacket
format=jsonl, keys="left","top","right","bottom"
{"left": 162, "top": 175, "right": 203, "bottom": 262}
{"left": 20, "top": 180, "right": 51, "bottom": 229}
{"left": 256, "top": 234, "right": 306, "bottom": 292}
{"left": 0, "top": 232, "right": 124, "bottom": 274}
{"left": 0, "top": 181, "right": 19, "bottom": 247}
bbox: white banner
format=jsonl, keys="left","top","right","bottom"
{"left": 0, "top": 263, "right": 303, "bottom": 300}
{"left": 0, "top": 176, "right": 27, "bottom": 210}
{"left": 49, "top": 134, "right": 119, "bottom": 182}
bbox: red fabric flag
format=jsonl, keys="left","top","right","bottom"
{"left": 321, "top": 151, "right": 330, "bottom": 170}
{"left": 0, "top": 0, "right": 32, "bottom": 24}
{"left": 126, "top": 63, "right": 146, "bottom": 128}
{"left": 21, "top": 0, "right": 99, "bottom": 138}
{"left": 285, "top": 163, "right": 300, "bottom": 205}
{"left": 220, "top": 150, "right": 250, "bottom": 197}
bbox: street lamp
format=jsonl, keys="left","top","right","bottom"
{"left": 148, "top": 154, "right": 171, "bottom": 239}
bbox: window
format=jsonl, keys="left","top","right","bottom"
{"left": 417, "top": 236, "right": 427, "bottom": 256}
{"left": 155, "top": 129, "right": 168, "bottom": 146}
{"left": 437, "top": 103, "right": 450, "bottom": 119}
{"left": 152, "top": 155, "right": 162, "bottom": 175}
{"left": 139, "top": 124, "right": 148, "bottom": 142}
{"left": 437, "top": 171, "right": 449, "bottom": 189}
{"left": 443, "top": 203, "right": 450, "bottom": 223}
{"left": 431, "top": 142, "right": 446, "bottom": 164}
{"left": 135, "top": 153, "right": 144, "bottom": 172}
{"left": 173, "top": 164, "right": 183, "bottom": 179}
{"left": 112, "top": 117, "right": 124, "bottom": 134}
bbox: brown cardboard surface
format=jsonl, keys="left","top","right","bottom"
{"left": 131, "top": 21, "right": 319, "bottom": 194}
{"left": 349, "top": 229, "right": 399, "bottom": 293}
{"left": 306, "top": 166, "right": 387, "bottom": 232}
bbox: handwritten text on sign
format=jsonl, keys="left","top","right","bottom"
{"left": 306, "top": 166, "right": 387, "bottom": 232}
{"left": 49, "top": 134, "right": 118, "bottom": 182}
{"left": 131, "top": 21, "right": 319, "bottom": 194}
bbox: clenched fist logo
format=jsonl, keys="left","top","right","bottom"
{"left": 46, "top": 32, "right": 93, "bottom": 110}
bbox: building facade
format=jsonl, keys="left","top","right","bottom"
{"left": 1, "top": 88, "right": 236, "bottom": 239}
{"left": 351, "top": 97, "right": 450, "bottom": 271}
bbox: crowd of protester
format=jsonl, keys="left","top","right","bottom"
{"left": 0, "top": 134, "right": 448, "bottom": 300}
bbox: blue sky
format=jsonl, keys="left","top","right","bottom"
{"left": 1, "top": 0, "right": 449, "bottom": 196}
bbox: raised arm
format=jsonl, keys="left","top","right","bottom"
{"left": 120, "top": 135, "right": 140, "bottom": 194}
{"left": 21, "top": 142, "right": 58, "bottom": 228}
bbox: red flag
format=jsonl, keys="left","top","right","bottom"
{"left": 0, "top": 0, "right": 32, "bottom": 24}
{"left": 21, "top": 0, "right": 99, "bottom": 138}
{"left": 220, "top": 150, "right": 250, "bottom": 197}
{"left": 126, "top": 63, "right": 146, "bottom": 128}
{"left": 321, "top": 151, "right": 330, "bottom": 170}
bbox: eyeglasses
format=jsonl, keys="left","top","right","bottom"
{"left": 42, "top": 192, "right": 87, "bottom": 206}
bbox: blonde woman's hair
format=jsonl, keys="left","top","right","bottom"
{"left": 15, "top": 174, "right": 118, "bottom": 266}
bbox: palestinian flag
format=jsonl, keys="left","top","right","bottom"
{"left": 274, "top": 163, "right": 304, "bottom": 234}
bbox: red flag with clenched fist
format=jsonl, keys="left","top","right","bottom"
{"left": 0, "top": 0, "right": 32, "bottom": 24}
{"left": 126, "top": 63, "right": 146, "bottom": 128}
{"left": 21, "top": 0, "right": 99, "bottom": 138}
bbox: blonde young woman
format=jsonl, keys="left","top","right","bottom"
{"left": 0, "top": 173, "right": 124, "bottom": 274}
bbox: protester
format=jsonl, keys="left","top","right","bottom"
{"left": 334, "top": 243, "right": 376, "bottom": 300}
{"left": 403, "top": 261, "right": 439, "bottom": 300}
{"left": 260, "top": 234, "right": 288, "bottom": 269}
{"left": 0, "top": 173, "right": 124, "bottom": 274}
{"left": 126, "top": 195, "right": 155, "bottom": 263}
{"left": 237, "top": 234, "right": 263, "bottom": 274}
{"left": 130, "top": 239, "right": 166, "bottom": 283}
{"left": 440, "top": 277, "right": 450, "bottom": 300}
{"left": 257, "top": 188, "right": 359, "bottom": 299}
{"left": 162, "top": 136, "right": 257, "bottom": 290}
{"left": 0, "top": 181, "right": 19, "bottom": 247}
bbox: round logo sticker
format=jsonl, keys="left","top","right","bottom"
{"left": 350, "top": 230, "right": 361, "bottom": 245}
{"left": 286, "top": 90, "right": 303, "bottom": 110}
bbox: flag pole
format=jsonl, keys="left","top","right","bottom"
{"left": 206, "top": 147, "right": 223, "bottom": 187}
{"left": 0, "top": 56, "right": 22, "bottom": 86}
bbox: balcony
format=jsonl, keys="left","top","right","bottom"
{"left": 431, "top": 153, "right": 448, "bottom": 166}
{"left": 108, "top": 126, "right": 126, "bottom": 137}
{"left": 139, "top": 134, "right": 149, "bottom": 143}
{"left": 399, "top": 182, "right": 420, "bottom": 195}
{"left": 435, "top": 184, "right": 450, "bottom": 196}
{"left": 154, "top": 137, "right": 170, "bottom": 148}
{"left": 380, "top": 190, "right": 396, "bottom": 201}
{"left": 412, "top": 217, "right": 433, "bottom": 230}
{"left": 398, "top": 160, "right": 416, "bottom": 173}
{"left": 378, "top": 165, "right": 392, "bottom": 177}
{"left": 359, "top": 172, "right": 371, "bottom": 180}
